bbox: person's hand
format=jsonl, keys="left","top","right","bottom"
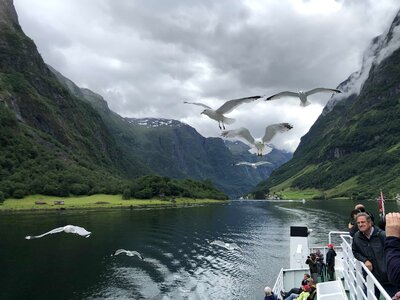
{"left": 385, "top": 213, "right": 400, "bottom": 238}
{"left": 364, "top": 260, "right": 373, "bottom": 271}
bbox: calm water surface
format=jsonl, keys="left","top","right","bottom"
{"left": 0, "top": 199, "right": 398, "bottom": 300}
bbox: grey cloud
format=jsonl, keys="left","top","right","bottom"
{"left": 13, "top": 0, "right": 400, "bottom": 152}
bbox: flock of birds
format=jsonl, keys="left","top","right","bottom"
{"left": 25, "top": 225, "right": 242, "bottom": 259}
{"left": 184, "top": 87, "right": 341, "bottom": 162}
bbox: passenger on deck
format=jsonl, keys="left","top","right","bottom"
{"left": 280, "top": 273, "right": 310, "bottom": 299}
{"left": 283, "top": 284, "right": 311, "bottom": 300}
{"left": 326, "top": 243, "right": 337, "bottom": 281}
{"left": 384, "top": 212, "right": 400, "bottom": 287}
{"left": 352, "top": 212, "right": 397, "bottom": 298}
{"left": 305, "top": 253, "right": 318, "bottom": 283}
{"left": 263, "top": 286, "right": 278, "bottom": 300}
{"left": 348, "top": 208, "right": 361, "bottom": 237}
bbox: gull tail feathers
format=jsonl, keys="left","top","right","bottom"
{"left": 223, "top": 116, "right": 235, "bottom": 125}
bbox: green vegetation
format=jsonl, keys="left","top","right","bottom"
{"left": 0, "top": 194, "right": 224, "bottom": 211}
{"left": 274, "top": 188, "right": 324, "bottom": 200}
{"left": 253, "top": 46, "right": 400, "bottom": 200}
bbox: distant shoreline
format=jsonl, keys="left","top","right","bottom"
{"left": 0, "top": 194, "right": 226, "bottom": 212}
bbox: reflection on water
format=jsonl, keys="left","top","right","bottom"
{"left": 0, "top": 199, "right": 398, "bottom": 300}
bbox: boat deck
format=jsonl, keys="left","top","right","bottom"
{"left": 273, "top": 229, "right": 393, "bottom": 300}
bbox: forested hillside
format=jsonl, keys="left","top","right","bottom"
{"left": 0, "top": 0, "right": 291, "bottom": 200}
{"left": 254, "top": 10, "right": 400, "bottom": 200}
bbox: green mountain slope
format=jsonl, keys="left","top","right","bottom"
{"left": 254, "top": 12, "right": 400, "bottom": 200}
{"left": 0, "top": 0, "right": 292, "bottom": 200}
{"left": 50, "top": 64, "right": 292, "bottom": 198}
{"left": 0, "top": 2, "right": 146, "bottom": 198}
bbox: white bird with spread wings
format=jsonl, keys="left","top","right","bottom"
{"left": 25, "top": 225, "right": 91, "bottom": 239}
{"left": 184, "top": 95, "right": 262, "bottom": 129}
{"left": 113, "top": 249, "right": 144, "bottom": 260}
{"left": 266, "top": 88, "right": 341, "bottom": 106}
{"left": 222, "top": 123, "right": 293, "bottom": 156}
{"left": 235, "top": 161, "right": 272, "bottom": 169}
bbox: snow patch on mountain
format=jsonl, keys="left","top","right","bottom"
{"left": 125, "top": 117, "right": 185, "bottom": 128}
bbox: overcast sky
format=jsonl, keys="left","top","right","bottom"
{"left": 14, "top": 0, "right": 400, "bottom": 152}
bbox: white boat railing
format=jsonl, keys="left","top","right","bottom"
{"left": 272, "top": 231, "right": 393, "bottom": 300}
{"left": 340, "top": 233, "right": 392, "bottom": 300}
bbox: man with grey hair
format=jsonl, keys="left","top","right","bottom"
{"left": 352, "top": 212, "right": 396, "bottom": 297}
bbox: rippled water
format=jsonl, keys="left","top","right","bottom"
{"left": 0, "top": 199, "right": 398, "bottom": 300}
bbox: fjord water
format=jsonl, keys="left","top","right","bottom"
{"left": 1, "top": 200, "right": 398, "bottom": 300}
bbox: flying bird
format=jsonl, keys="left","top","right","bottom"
{"left": 25, "top": 225, "right": 91, "bottom": 239}
{"left": 210, "top": 240, "right": 242, "bottom": 252}
{"left": 266, "top": 88, "right": 341, "bottom": 106}
{"left": 184, "top": 95, "right": 262, "bottom": 129}
{"left": 113, "top": 249, "right": 144, "bottom": 260}
{"left": 235, "top": 161, "right": 272, "bottom": 169}
{"left": 221, "top": 123, "right": 293, "bottom": 156}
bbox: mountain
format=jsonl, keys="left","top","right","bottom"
{"left": 254, "top": 10, "right": 400, "bottom": 200}
{"left": 51, "top": 65, "right": 292, "bottom": 198}
{"left": 0, "top": 0, "right": 147, "bottom": 199}
{"left": 0, "top": 0, "right": 292, "bottom": 199}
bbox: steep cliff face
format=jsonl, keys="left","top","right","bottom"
{"left": 255, "top": 10, "right": 400, "bottom": 199}
{"left": 0, "top": 0, "right": 144, "bottom": 198}
{"left": 51, "top": 67, "right": 292, "bottom": 198}
{"left": 0, "top": 0, "right": 292, "bottom": 199}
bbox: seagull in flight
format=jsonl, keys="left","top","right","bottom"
{"left": 235, "top": 161, "right": 272, "bottom": 169}
{"left": 113, "top": 249, "right": 144, "bottom": 260}
{"left": 266, "top": 88, "right": 341, "bottom": 106}
{"left": 25, "top": 225, "right": 91, "bottom": 239}
{"left": 210, "top": 240, "right": 242, "bottom": 252}
{"left": 222, "top": 123, "right": 293, "bottom": 156}
{"left": 184, "top": 95, "right": 262, "bottom": 129}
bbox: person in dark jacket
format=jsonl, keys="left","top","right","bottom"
{"left": 384, "top": 212, "right": 400, "bottom": 287}
{"left": 305, "top": 253, "right": 318, "bottom": 283}
{"left": 352, "top": 212, "right": 396, "bottom": 298}
{"left": 326, "top": 243, "right": 336, "bottom": 281}
{"left": 263, "top": 286, "right": 278, "bottom": 300}
{"left": 348, "top": 208, "right": 361, "bottom": 237}
{"left": 280, "top": 273, "right": 310, "bottom": 299}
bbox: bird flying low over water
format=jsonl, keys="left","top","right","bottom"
{"left": 235, "top": 161, "right": 272, "bottom": 168}
{"left": 210, "top": 240, "right": 242, "bottom": 252}
{"left": 184, "top": 95, "right": 262, "bottom": 129}
{"left": 113, "top": 249, "right": 144, "bottom": 260}
{"left": 266, "top": 88, "right": 341, "bottom": 107}
{"left": 221, "top": 123, "right": 293, "bottom": 156}
{"left": 25, "top": 225, "right": 91, "bottom": 239}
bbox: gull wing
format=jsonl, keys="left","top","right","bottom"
{"left": 114, "top": 249, "right": 127, "bottom": 256}
{"left": 216, "top": 95, "right": 261, "bottom": 114}
{"left": 183, "top": 101, "right": 212, "bottom": 109}
{"left": 266, "top": 91, "right": 299, "bottom": 100}
{"left": 305, "top": 88, "right": 341, "bottom": 96}
{"left": 71, "top": 226, "right": 91, "bottom": 237}
{"left": 130, "top": 251, "right": 144, "bottom": 260}
{"left": 254, "top": 161, "right": 272, "bottom": 166}
{"left": 262, "top": 123, "right": 293, "bottom": 143}
{"left": 235, "top": 161, "right": 253, "bottom": 166}
{"left": 25, "top": 226, "right": 67, "bottom": 240}
{"left": 221, "top": 127, "right": 255, "bottom": 145}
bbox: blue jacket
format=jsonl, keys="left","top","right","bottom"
{"left": 264, "top": 293, "right": 278, "bottom": 300}
{"left": 384, "top": 236, "right": 400, "bottom": 286}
